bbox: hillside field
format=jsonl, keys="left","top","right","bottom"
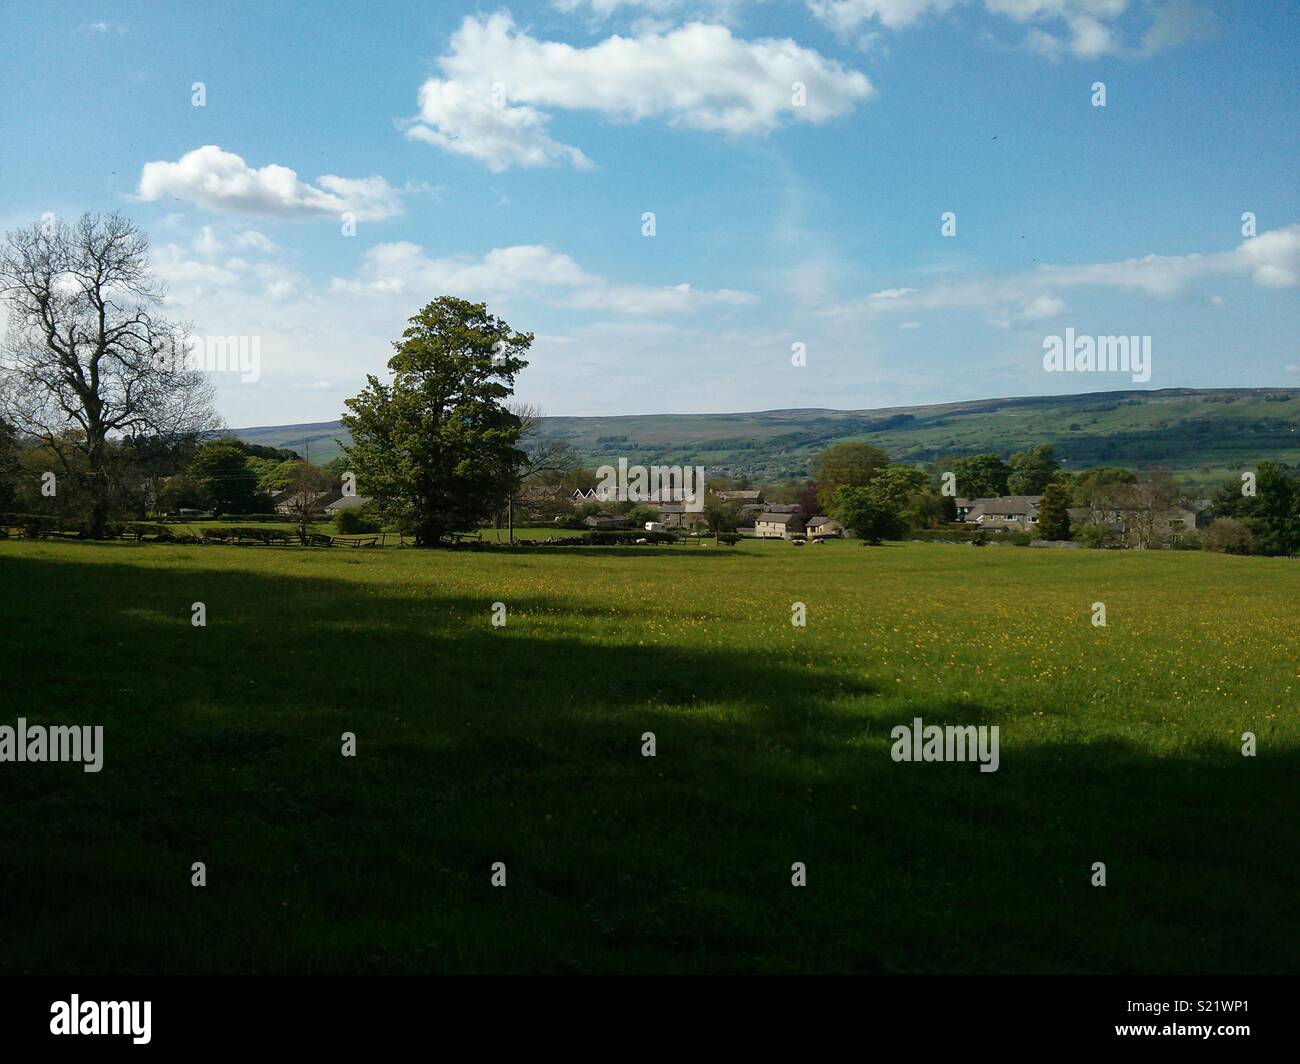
{"left": 0, "top": 539, "right": 1295, "bottom": 974}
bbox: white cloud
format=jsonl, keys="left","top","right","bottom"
{"left": 333, "top": 241, "right": 757, "bottom": 314}
{"left": 405, "top": 14, "right": 875, "bottom": 170}
{"left": 809, "top": 0, "right": 957, "bottom": 34}
{"left": 811, "top": 0, "right": 1214, "bottom": 59}
{"left": 1023, "top": 26, "right": 1066, "bottom": 58}
{"left": 148, "top": 228, "right": 762, "bottom": 425}
{"left": 1012, "top": 294, "right": 1069, "bottom": 320}
{"left": 860, "top": 225, "right": 1300, "bottom": 316}
{"left": 138, "top": 145, "right": 404, "bottom": 221}
{"left": 1230, "top": 226, "right": 1300, "bottom": 289}
{"left": 406, "top": 82, "right": 593, "bottom": 171}
{"left": 234, "top": 229, "right": 278, "bottom": 253}
{"left": 564, "top": 280, "right": 756, "bottom": 314}
{"left": 190, "top": 224, "right": 278, "bottom": 259}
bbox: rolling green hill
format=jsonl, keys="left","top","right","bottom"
{"left": 230, "top": 387, "right": 1300, "bottom": 489}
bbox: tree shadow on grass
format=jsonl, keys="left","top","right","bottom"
{"left": 0, "top": 549, "right": 1295, "bottom": 975}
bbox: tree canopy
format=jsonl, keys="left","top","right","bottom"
{"left": 341, "top": 296, "right": 532, "bottom": 546}
{"left": 813, "top": 441, "right": 890, "bottom": 511}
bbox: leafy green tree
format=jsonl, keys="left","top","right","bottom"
{"left": 247, "top": 456, "right": 300, "bottom": 492}
{"left": 813, "top": 442, "right": 890, "bottom": 511}
{"left": 627, "top": 504, "right": 661, "bottom": 526}
{"left": 1201, "top": 517, "right": 1253, "bottom": 555}
{"left": 341, "top": 297, "right": 531, "bottom": 546}
{"left": 156, "top": 470, "right": 208, "bottom": 514}
{"left": 1007, "top": 444, "right": 1060, "bottom": 495}
{"left": 703, "top": 495, "right": 743, "bottom": 533}
{"left": 1247, "top": 461, "right": 1300, "bottom": 556}
{"left": 832, "top": 485, "right": 907, "bottom": 545}
{"left": 1037, "top": 482, "right": 1072, "bottom": 540}
{"left": 1077, "top": 524, "right": 1120, "bottom": 549}
{"left": 335, "top": 503, "right": 382, "bottom": 535}
{"left": 190, "top": 440, "right": 264, "bottom": 514}
{"left": 1071, "top": 465, "right": 1135, "bottom": 505}
{"left": 950, "top": 453, "right": 1011, "bottom": 498}
{"left": 869, "top": 465, "right": 927, "bottom": 516}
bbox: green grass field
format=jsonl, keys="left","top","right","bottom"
{"left": 0, "top": 538, "right": 1295, "bottom": 973}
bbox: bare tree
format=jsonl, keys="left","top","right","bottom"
{"left": 283, "top": 462, "right": 330, "bottom": 545}
{"left": 504, "top": 402, "right": 580, "bottom": 542}
{"left": 1114, "top": 470, "right": 1182, "bottom": 550}
{"left": 0, "top": 212, "right": 217, "bottom": 537}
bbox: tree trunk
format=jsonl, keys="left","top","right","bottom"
{"left": 86, "top": 431, "right": 111, "bottom": 539}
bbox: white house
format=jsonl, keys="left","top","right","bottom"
{"left": 755, "top": 512, "right": 806, "bottom": 539}
{"left": 806, "top": 516, "right": 842, "bottom": 537}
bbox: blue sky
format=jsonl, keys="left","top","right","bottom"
{"left": 1, "top": 0, "right": 1296, "bottom": 426}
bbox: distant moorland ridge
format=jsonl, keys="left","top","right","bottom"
{"left": 230, "top": 387, "right": 1300, "bottom": 488}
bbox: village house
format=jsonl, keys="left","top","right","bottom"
{"left": 583, "top": 514, "right": 632, "bottom": 530}
{"left": 324, "top": 494, "right": 373, "bottom": 515}
{"left": 717, "top": 489, "right": 763, "bottom": 504}
{"left": 1067, "top": 504, "right": 1204, "bottom": 544}
{"left": 655, "top": 502, "right": 709, "bottom": 531}
{"left": 806, "top": 516, "right": 843, "bottom": 537}
{"left": 962, "top": 496, "right": 1042, "bottom": 531}
{"left": 273, "top": 486, "right": 343, "bottom": 515}
{"left": 755, "top": 512, "right": 807, "bottom": 539}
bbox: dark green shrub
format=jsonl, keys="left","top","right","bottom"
{"left": 1077, "top": 524, "right": 1121, "bottom": 549}
{"left": 125, "top": 522, "right": 171, "bottom": 540}
{"left": 335, "top": 506, "right": 381, "bottom": 534}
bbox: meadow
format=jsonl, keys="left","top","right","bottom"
{"left": 0, "top": 537, "right": 1295, "bottom": 974}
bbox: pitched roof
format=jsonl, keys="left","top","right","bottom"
{"left": 325, "top": 494, "right": 373, "bottom": 511}
{"left": 966, "top": 495, "right": 1042, "bottom": 518}
{"left": 757, "top": 512, "right": 804, "bottom": 525}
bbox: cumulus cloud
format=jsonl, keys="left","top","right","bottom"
{"left": 333, "top": 241, "right": 757, "bottom": 314}
{"left": 147, "top": 227, "right": 762, "bottom": 424}
{"left": 406, "top": 82, "right": 593, "bottom": 171}
{"left": 859, "top": 225, "right": 1300, "bottom": 317}
{"left": 404, "top": 13, "right": 875, "bottom": 170}
{"left": 809, "top": 0, "right": 957, "bottom": 34}
{"left": 810, "top": 0, "right": 1214, "bottom": 59}
{"left": 138, "top": 145, "right": 404, "bottom": 221}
